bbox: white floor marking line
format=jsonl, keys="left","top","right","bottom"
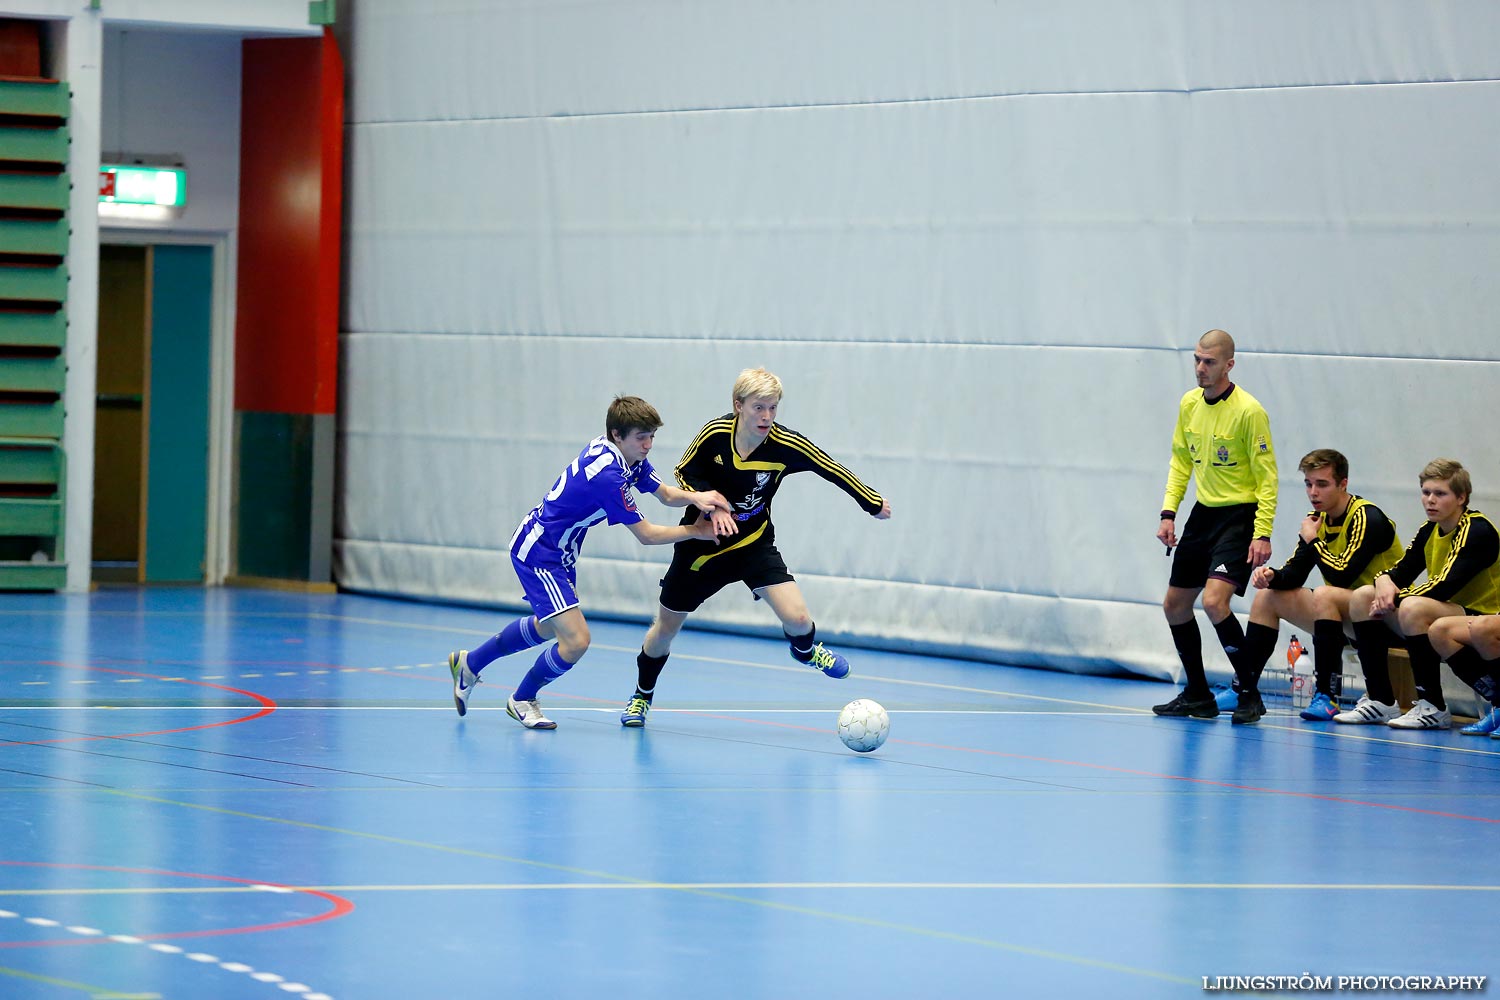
{"left": 0, "top": 902, "right": 333, "bottom": 998}
{"left": 14, "top": 881, "right": 1497, "bottom": 894}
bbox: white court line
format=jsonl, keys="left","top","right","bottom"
{"left": 4, "top": 605, "right": 1150, "bottom": 712}
{"left": 0, "top": 706, "right": 1138, "bottom": 715}
{"left": 5, "top": 881, "right": 1497, "bottom": 896}
{"left": 10, "top": 614, "right": 1497, "bottom": 756}
{"left": 5, "top": 704, "right": 1496, "bottom": 755}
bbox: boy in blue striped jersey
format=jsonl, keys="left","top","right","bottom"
{"left": 445, "top": 396, "right": 735, "bottom": 730}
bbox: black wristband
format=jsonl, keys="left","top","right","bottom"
{"left": 1160, "top": 510, "right": 1176, "bottom": 521}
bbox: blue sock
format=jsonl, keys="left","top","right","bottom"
{"left": 514, "top": 644, "right": 574, "bottom": 701}
{"left": 468, "top": 616, "right": 544, "bottom": 673}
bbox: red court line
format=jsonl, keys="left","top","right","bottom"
{"left": 0, "top": 662, "right": 276, "bottom": 748}
{"left": 679, "top": 711, "right": 1500, "bottom": 826}
{"left": 0, "top": 861, "right": 354, "bottom": 948}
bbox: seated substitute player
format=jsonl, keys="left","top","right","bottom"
{"left": 1234, "top": 449, "right": 1403, "bottom": 723}
{"left": 445, "top": 396, "right": 736, "bottom": 730}
{"left": 1429, "top": 612, "right": 1500, "bottom": 736}
{"left": 1336, "top": 458, "right": 1500, "bottom": 730}
{"left": 618, "top": 366, "right": 892, "bottom": 728}
{"left": 1153, "top": 329, "right": 1278, "bottom": 723}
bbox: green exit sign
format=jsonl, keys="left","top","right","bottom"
{"left": 99, "top": 164, "right": 186, "bottom": 207}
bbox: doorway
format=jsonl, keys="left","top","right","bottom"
{"left": 92, "top": 241, "right": 213, "bottom": 583}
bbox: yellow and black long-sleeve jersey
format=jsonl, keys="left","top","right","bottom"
{"left": 1385, "top": 509, "right": 1500, "bottom": 614}
{"left": 673, "top": 413, "right": 884, "bottom": 545}
{"left": 1161, "top": 383, "right": 1278, "bottom": 538}
{"left": 1267, "top": 496, "right": 1403, "bottom": 591}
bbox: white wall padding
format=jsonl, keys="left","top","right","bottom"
{"left": 337, "top": 1, "right": 1500, "bottom": 684}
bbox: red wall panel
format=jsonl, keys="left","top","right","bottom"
{"left": 235, "top": 31, "right": 343, "bottom": 416}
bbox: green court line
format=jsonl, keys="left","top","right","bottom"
{"left": 0, "top": 963, "right": 153, "bottom": 998}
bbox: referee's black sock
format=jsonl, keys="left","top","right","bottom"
{"left": 1212, "top": 614, "right": 1249, "bottom": 689}
{"left": 635, "top": 649, "right": 669, "bottom": 703}
{"left": 1170, "top": 621, "right": 1209, "bottom": 697}
{"left": 1242, "top": 622, "right": 1280, "bottom": 687}
{"left": 787, "top": 625, "right": 816, "bottom": 664}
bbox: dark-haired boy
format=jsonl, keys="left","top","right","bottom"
{"left": 444, "top": 396, "right": 735, "bottom": 730}
{"left": 1232, "top": 449, "right": 1402, "bottom": 724}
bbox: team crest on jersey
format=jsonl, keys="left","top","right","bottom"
{"left": 1216, "top": 444, "right": 1230, "bottom": 464}
{"left": 755, "top": 472, "right": 771, "bottom": 488}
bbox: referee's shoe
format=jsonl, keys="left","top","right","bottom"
{"left": 1152, "top": 690, "right": 1218, "bottom": 719}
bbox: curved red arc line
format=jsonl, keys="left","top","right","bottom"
{"left": 0, "top": 861, "right": 354, "bottom": 948}
{"left": 0, "top": 662, "right": 277, "bottom": 748}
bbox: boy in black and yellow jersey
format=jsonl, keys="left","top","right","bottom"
{"left": 1154, "top": 330, "right": 1279, "bottom": 723}
{"left": 619, "top": 367, "right": 892, "bottom": 727}
{"left": 1339, "top": 459, "right": 1500, "bottom": 730}
{"left": 1429, "top": 609, "right": 1500, "bottom": 736}
{"left": 1237, "top": 449, "right": 1403, "bottom": 724}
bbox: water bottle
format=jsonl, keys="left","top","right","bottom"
{"left": 1289, "top": 636, "right": 1313, "bottom": 707}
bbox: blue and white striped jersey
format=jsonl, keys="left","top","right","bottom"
{"left": 509, "top": 436, "right": 661, "bottom": 570}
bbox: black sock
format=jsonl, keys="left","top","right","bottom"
{"left": 1483, "top": 667, "right": 1500, "bottom": 708}
{"left": 1312, "top": 619, "right": 1346, "bottom": 696}
{"left": 1353, "top": 620, "right": 1396, "bottom": 704}
{"left": 1170, "top": 620, "right": 1208, "bottom": 696}
{"left": 1405, "top": 633, "right": 1445, "bottom": 709}
{"left": 635, "top": 649, "right": 669, "bottom": 702}
{"left": 1446, "top": 645, "right": 1488, "bottom": 690}
{"left": 787, "top": 624, "right": 816, "bottom": 664}
{"left": 1242, "top": 622, "right": 1280, "bottom": 691}
{"left": 1212, "top": 615, "right": 1248, "bottom": 686}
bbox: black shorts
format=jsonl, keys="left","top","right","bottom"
{"left": 1169, "top": 502, "right": 1257, "bottom": 596}
{"left": 659, "top": 533, "right": 795, "bottom": 613}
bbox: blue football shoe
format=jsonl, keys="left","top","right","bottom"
{"left": 1299, "top": 691, "right": 1338, "bottom": 722}
{"left": 1212, "top": 684, "right": 1239, "bottom": 713}
{"left": 1460, "top": 705, "right": 1500, "bottom": 736}
{"left": 808, "top": 643, "right": 850, "bottom": 679}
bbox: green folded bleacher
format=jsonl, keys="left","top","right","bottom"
{"left": 0, "top": 74, "right": 68, "bottom": 589}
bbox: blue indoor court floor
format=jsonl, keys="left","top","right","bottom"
{"left": 0, "top": 586, "right": 1495, "bottom": 999}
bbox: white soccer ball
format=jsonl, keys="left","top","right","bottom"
{"left": 837, "top": 699, "right": 890, "bottom": 753}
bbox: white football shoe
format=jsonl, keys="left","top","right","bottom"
{"left": 1332, "top": 696, "right": 1400, "bottom": 725}
{"left": 1386, "top": 698, "right": 1451, "bottom": 730}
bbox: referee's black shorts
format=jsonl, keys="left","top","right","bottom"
{"left": 1169, "top": 502, "right": 1257, "bottom": 595}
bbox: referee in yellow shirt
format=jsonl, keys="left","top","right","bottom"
{"left": 1153, "top": 330, "right": 1278, "bottom": 723}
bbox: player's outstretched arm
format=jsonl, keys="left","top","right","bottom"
{"left": 650, "top": 484, "right": 738, "bottom": 537}
{"left": 626, "top": 514, "right": 720, "bottom": 547}
{"left": 652, "top": 483, "right": 729, "bottom": 511}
